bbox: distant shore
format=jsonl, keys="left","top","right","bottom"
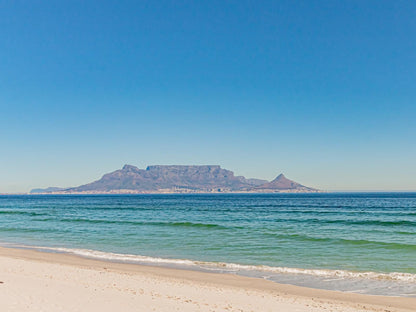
{"left": 27, "top": 189, "right": 324, "bottom": 195}
{"left": 28, "top": 164, "right": 321, "bottom": 194}
{"left": 0, "top": 246, "right": 414, "bottom": 312}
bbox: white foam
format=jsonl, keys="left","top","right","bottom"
{"left": 25, "top": 245, "right": 416, "bottom": 283}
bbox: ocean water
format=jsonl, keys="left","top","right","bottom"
{"left": 0, "top": 193, "right": 415, "bottom": 296}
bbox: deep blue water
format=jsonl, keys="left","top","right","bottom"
{"left": 0, "top": 193, "right": 415, "bottom": 296}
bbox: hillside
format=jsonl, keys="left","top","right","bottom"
{"left": 30, "top": 165, "right": 319, "bottom": 194}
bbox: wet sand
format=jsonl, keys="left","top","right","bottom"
{"left": 0, "top": 247, "right": 414, "bottom": 312}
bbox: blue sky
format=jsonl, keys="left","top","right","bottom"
{"left": 1, "top": 0, "right": 415, "bottom": 192}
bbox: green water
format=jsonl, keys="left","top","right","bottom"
{"left": 0, "top": 193, "right": 415, "bottom": 296}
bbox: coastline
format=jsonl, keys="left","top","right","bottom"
{"left": 0, "top": 246, "right": 414, "bottom": 312}
{"left": 26, "top": 189, "right": 324, "bottom": 194}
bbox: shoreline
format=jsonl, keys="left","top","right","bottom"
{"left": 0, "top": 246, "right": 415, "bottom": 312}
{"left": 24, "top": 190, "right": 325, "bottom": 195}
{"left": 3, "top": 242, "right": 416, "bottom": 295}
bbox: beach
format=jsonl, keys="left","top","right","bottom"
{"left": 2, "top": 1, "right": 415, "bottom": 310}
{"left": 0, "top": 247, "right": 415, "bottom": 312}
{"left": 1, "top": 194, "right": 416, "bottom": 298}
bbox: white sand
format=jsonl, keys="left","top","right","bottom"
{"left": 0, "top": 247, "right": 414, "bottom": 312}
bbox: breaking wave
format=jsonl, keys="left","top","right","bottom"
{"left": 25, "top": 245, "right": 416, "bottom": 283}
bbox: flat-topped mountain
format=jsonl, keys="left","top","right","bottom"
{"left": 31, "top": 164, "right": 319, "bottom": 194}
{"left": 68, "top": 165, "right": 265, "bottom": 192}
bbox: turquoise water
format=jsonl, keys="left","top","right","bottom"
{"left": 0, "top": 193, "right": 415, "bottom": 296}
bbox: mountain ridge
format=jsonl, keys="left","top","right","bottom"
{"left": 30, "top": 164, "right": 320, "bottom": 194}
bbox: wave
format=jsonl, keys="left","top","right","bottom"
{"left": 0, "top": 215, "right": 228, "bottom": 229}
{"left": 55, "top": 218, "right": 229, "bottom": 229}
{"left": 0, "top": 210, "right": 48, "bottom": 216}
{"left": 329, "top": 219, "right": 416, "bottom": 227}
{"left": 17, "top": 245, "right": 416, "bottom": 283}
{"left": 16, "top": 213, "right": 416, "bottom": 229}
{"left": 397, "top": 231, "right": 416, "bottom": 235}
{"left": 261, "top": 232, "right": 416, "bottom": 250}
{"left": 241, "top": 203, "right": 416, "bottom": 210}
{"left": 0, "top": 227, "right": 59, "bottom": 233}
{"left": 270, "top": 217, "right": 416, "bottom": 227}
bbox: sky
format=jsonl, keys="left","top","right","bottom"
{"left": 1, "top": 0, "right": 415, "bottom": 193}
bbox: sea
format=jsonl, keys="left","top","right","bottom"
{"left": 0, "top": 193, "right": 415, "bottom": 297}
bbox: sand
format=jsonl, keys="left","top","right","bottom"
{"left": 0, "top": 247, "right": 414, "bottom": 312}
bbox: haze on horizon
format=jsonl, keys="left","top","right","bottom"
{"left": 1, "top": 1, "right": 415, "bottom": 193}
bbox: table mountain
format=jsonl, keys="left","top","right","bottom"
{"left": 30, "top": 164, "right": 319, "bottom": 193}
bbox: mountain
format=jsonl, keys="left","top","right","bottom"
{"left": 30, "top": 164, "right": 319, "bottom": 194}
{"left": 254, "top": 174, "right": 318, "bottom": 192}
{"left": 30, "top": 187, "right": 67, "bottom": 194}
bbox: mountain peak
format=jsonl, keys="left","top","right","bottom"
{"left": 254, "top": 173, "right": 316, "bottom": 191}
{"left": 275, "top": 173, "right": 286, "bottom": 180}
{"left": 122, "top": 164, "right": 139, "bottom": 171}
